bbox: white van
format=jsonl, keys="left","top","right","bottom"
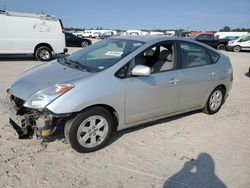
{"left": 123, "top": 30, "right": 148, "bottom": 36}
{"left": 214, "top": 32, "right": 248, "bottom": 39}
{"left": 227, "top": 34, "right": 250, "bottom": 52}
{"left": 0, "top": 10, "right": 67, "bottom": 61}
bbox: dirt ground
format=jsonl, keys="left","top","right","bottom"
{"left": 0, "top": 48, "right": 249, "bottom": 188}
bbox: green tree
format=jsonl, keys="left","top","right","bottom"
{"left": 220, "top": 26, "right": 231, "bottom": 32}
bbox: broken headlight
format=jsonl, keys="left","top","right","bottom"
{"left": 23, "top": 84, "right": 74, "bottom": 109}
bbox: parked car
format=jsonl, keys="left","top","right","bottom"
{"left": 77, "top": 30, "right": 94, "bottom": 38}
{"left": 0, "top": 10, "right": 67, "bottom": 61}
{"left": 101, "top": 31, "right": 115, "bottom": 39}
{"left": 65, "top": 32, "right": 92, "bottom": 48}
{"left": 214, "top": 32, "right": 248, "bottom": 39}
{"left": 7, "top": 36, "right": 233, "bottom": 152}
{"left": 226, "top": 34, "right": 250, "bottom": 52}
{"left": 93, "top": 32, "right": 102, "bottom": 38}
{"left": 193, "top": 33, "right": 229, "bottom": 50}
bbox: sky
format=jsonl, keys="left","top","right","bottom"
{"left": 1, "top": 0, "right": 250, "bottom": 31}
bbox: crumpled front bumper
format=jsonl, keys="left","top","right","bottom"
{"left": 6, "top": 91, "right": 70, "bottom": 139}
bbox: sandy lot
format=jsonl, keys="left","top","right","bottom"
{"left": 0, "top": 48, "right": 249, "bottom": 188}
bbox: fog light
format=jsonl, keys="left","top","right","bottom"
{"left": 41, "top": 129, "right": 50, "bottom": 137}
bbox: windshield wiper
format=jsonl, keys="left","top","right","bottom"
{"left": 59, "top": 58, "right": 89, "bottom": 72}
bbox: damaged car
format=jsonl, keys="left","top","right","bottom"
{"left": 7, "top": 36, "right": 233, "bottom": 153}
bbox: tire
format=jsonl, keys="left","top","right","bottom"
{"left": 81, "top": 41, "right": 89, "bottom": 48}
{"left": 233, "top": 45, "right": 241, "bottom": 52}
{"left": 64, "top": 107, "right": 114, "bottom": 153}
{"left": 217, "top": 44, "right": 225, "bottom": 50}
{"left": 203, "top": 87, "right": 225, "bottom": 115}
{"left": 35, "top": 46, "right": 52, "bottom": 61}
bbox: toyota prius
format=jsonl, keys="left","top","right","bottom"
{"left": 7, "top": 36, "right": 233, "bottom": 152}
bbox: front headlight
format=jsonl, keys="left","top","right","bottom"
{"left": 23, "top": 84, "right": 74, "bottom": 109}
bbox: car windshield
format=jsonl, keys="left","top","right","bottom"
{"left": 60, "top": 39, "right": 144, "bottom": 72}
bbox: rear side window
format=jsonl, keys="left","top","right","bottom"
{"left": 179, "top": 42, "right": 213, "bottom": 68}
{"left": 207, "top": 49, "right": 220, "bottom": 63}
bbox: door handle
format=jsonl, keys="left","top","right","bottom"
{"left": 169, "top": 78, "right": 179, "bottom": 84}
{"left": 208, "top": 72, "right": 217, "bottom": 77}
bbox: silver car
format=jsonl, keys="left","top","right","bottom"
{"left": 7, "top": 36, "right": 233, "bottom": 152}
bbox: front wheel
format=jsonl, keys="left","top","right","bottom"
{"left": 35, "top": 46, "right": 52, "bottom": 61}
{"left": 233, "top": 45, "right": 241, "bottom": 52}
{"left": 64, "top": 107, "right": 114, "bottom": 153}
{"left": 203, "top": 87, "right": 225, "bottom": 114}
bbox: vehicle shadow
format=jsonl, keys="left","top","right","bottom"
{"left": 45, "top": 110, "right": 201, "bottom": 144}
{"left": 106, "top": 110, "right": 201, "bottom": 147}
{"left": 245, "top": 71, "right": 250, "bottom": 77}
{"left": 0, "top": 54, "right": 68, "bottom": 62}
{"left": 0, "top": 55, "right": 36, "bottom": 61}
{"left": 163, "top": 153, "right": 227, "bottom": 188}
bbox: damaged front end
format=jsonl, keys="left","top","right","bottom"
{"left": 7, "top": 90, "right": 71, "bottom": 139}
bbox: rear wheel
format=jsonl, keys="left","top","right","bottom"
{"left": 233, "top": 45, "right": 241, "bottom": 52}
{"left": 217, "top": 44, "right": 225, "bottom": 50}
{"left": 35, "top": 46, "right": 52, "bottom": 61}
{"left": 81, "top": 41, "right": 89, "bottom": 48}
{"left": 64, "top": 107, "right": 114, "bottom": 153}
{"left": 203, "top": 87, "right": 225, "bottom": 114}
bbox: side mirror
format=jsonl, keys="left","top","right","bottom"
{"left": 132, "top": 65, "right": 151, "bottom": 76}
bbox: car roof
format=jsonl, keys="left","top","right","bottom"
{"left": 111, "top": 35, "right": 197, "bottom": 44}
{"left": 109, "top": 35, "right": 223, "bottom": 55}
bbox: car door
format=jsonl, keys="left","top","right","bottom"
{"left": 71, "top": 35, "right": 80, "bottom": 47}
{"left": 238, "top": 35, "right": 250, "bottom": 50}
{"left": 124, "top": 42, "right": 180, "bottom": 124}
{"left": 177, "top": 41, "right": 218, "bottom": 111}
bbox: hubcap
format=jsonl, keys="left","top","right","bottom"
{"left": 234, "top": 46, "right": 240, "bottom": 52}
{"left": 82, "top": 42, "right": 88, "bottom": 48}
{"left": 77, "top": 115, "right": 109, "bottom": 148}
{"left": 209, "top": 90, "right": 223, "bottom": 111}
{"left": 39, "top": 50, "right": 50, "bottom": 60}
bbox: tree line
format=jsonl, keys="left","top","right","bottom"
{"left": 219, "top": 26, "right": 250, "bottom": 32}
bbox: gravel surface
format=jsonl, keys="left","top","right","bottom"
{"left": 0, "top": 48, "right": 249, "bottom": 188}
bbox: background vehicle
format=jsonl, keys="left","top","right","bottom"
{"left": 214, "top": 32, "right": 248, "bottom": 39}
{"left": 193, "top": 33, "right": 229, "bottom": 50}
{"left": 7, "top": 36, "right": 233, "bottom": 153}
{"left": 101, "top": 31, "right": 115, "bottom": 39}
{"left": 65, "top": 32, "right": 92, "bottom": 47}
{"left": 0, "top": 10, "right": 67, "bottom": 61}
{"left": 227, "top": 34, "right": 250, "bottom": 52}
{"left": 123, "top": 30, "right": 149, "bottom": 35}
{"left": 150, "top": 31, "right": 165, "bottom": 35}
{"left": 77, "top": 30, "right": 94, "bottom": 38}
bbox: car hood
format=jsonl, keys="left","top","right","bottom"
{"left": 10, "top": 60, "right": 91, "bottom": 101}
